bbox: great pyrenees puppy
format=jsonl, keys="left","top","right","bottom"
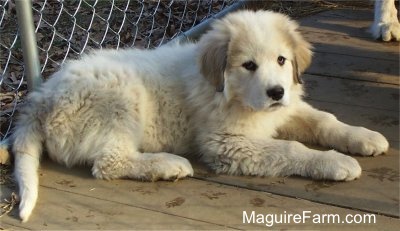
{"left": 10, "top": 10, "right": 388, "bottom": 222}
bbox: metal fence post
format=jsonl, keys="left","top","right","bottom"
{"left": 15, "top": 0, "right": 42, "bottom": 91}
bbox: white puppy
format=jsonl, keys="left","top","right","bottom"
{"left": 371, "top": 0, "right": 400, "bottom": 41}
{"left": 9, "top": 10, "right": 388, "bottom": 222}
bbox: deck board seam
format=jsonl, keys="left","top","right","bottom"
{"left": 304, "top": 72, "right": 400, "bottom": 85}
{"left": 311, "top": 50, "right": 399, "bottom": 62}
{"left": 37, "top": 184, "right": 242, "bottom": 230}
{"left": 304, "top": 97, "right": 399, "bottom": 112}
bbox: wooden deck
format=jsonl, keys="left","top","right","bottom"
{"left": 1, "top": 8, "right": 399, "bottom": 230}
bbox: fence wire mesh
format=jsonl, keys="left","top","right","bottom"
{"left": 0, "top": 0, "right": 235, "bottom": 140}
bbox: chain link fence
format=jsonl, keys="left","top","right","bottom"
{"left": 0, "top": 0, "right": 238, "bottom": 140}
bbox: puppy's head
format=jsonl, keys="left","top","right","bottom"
{"left": 198, "top": 10, "right": 312, "bottom": 111}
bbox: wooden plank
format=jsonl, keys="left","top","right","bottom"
{"left": 299, "top": 9, "right": 376, "bottom": 38}
{"left": 1, "top": 160, "right": 399, "bottom": 230}
{"left": 306, "top": 76, "right": 399, "bottom": 109}
{"left": 298, "top": 9, "right": 399, "bottom": 84}
{"left": 306, "top": 52, "right": 399, "bottom": 85}
{"left": 317, "top": 9, "right": 374, "bottom": 20}
{"left": 303, "top": 74, "right": 399, "bottom": 111}
{"left": 0, "top": 223, "right": 30, "bottom": 230}
{"left": 300, "top": 30, "right": 399, "bottom": 61}
{"left": 0, "top": 183, "right": 230, "bottom": 230}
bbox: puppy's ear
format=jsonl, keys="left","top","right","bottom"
{"left": 291, "top": 58, "right": 302, "bottom": 84}
{"left": 198, "top": 27, "right": 229, "bottom": 92}
{"left": 290, "top": 25, "right": 313, "bottom": 84}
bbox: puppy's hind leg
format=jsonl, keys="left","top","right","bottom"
{"left": 93, "top": 152, "right": 194, "bottom": 182}
{"left": 91, "top": 136, "right": 193, "bottom": 181}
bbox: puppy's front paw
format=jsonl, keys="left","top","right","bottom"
{"left": 309, "top": 151, "right": 361, "bottom": 181}
{"left": 154, "top": 153, "right": 194, "bottom": 181}
{"left": 345, "top": 127, "right": 389, "bottom": 156}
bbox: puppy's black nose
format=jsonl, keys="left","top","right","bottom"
{"left": 266, "top": 86, "right": 284, "bottom": 101}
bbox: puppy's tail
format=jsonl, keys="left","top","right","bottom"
{"left": 11, "top": 106, "right": 44, "bottom": 222}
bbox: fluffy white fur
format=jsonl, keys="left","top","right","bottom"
{"left": 9, "top": 10, "right": 389, "bottom": 222}
{"left": 371, "top": 0, "right": 400, "bottom": 41}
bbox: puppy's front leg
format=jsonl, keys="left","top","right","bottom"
{"left": 278, "top": 102, "right": 389, "bottom": 156}
{"left": 201, "top": 135, "right": 361, "bottom": 181}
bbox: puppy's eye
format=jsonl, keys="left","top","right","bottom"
{"left": 277, "top": 56, "right": 286, "bottom": 66}
{"left": 242, "top": 61, "right": 258, "bottom": 71}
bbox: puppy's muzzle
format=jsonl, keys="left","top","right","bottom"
{"left": 266, "top": 86, "right": 284, "bottom": 101}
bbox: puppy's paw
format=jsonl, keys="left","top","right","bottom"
{"left": 345, "top": 127, "right": 389, "bottom": 156}
{"left": 153, "top": 153, "right": 194, "bottom": 181}
{"left": 309, "top": 151, "right": 361, "bottom": 181}
{"left": 370, "top": 21, "right": 400, "bottom": 41}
